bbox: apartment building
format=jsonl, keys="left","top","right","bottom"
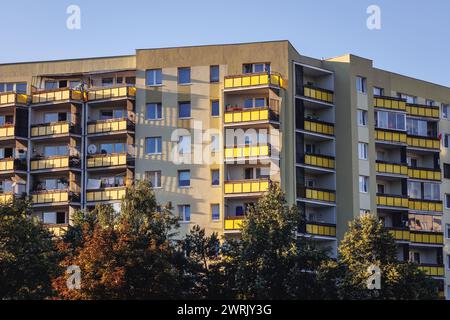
{"left": 0, "top": 41, "right": 449, "bottom": 297}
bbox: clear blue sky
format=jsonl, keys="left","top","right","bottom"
{"left": 1, "top": 0, "right": 449, "bottom": 86}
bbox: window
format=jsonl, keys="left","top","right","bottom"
{"left": 375, "top": 111, "right": 406, "bottom": 131}
{"left": 146, "top": 103, "right": 162, "bottom": 120}
{"left": 102, "top": 78, "right": 114, "bottom": 87}
{"left": 408, "top": 181, "right": 422, "bottom": 199}
{"left": 446, "top": 224, "right": 450, "bottom": 239}
{"left": 178, "top": 170, "right": 191, "bottom": 188}
{"left": 43, "top": 212, "right": 66, "bottom": 225}
{"left": 178, "top": 205, "right": 191, "bottom": 222}
{"left": 145, "top": 171, "right": 161, "bottom": 188}
{"left": 356, "top": 76, "right": 367, "bottom": 93}
{"left": 145, "top": 137, "right": 162, "bottom": 154}
{"left": 178, "top": 102, "right": 191, "bottom": 118}
{"left": 444, "top": 164, "right": 450, "bottom": 179}
{"left": 125, "top": 77, "right": 136, "bottom": 85}
{"left": 146, "top": 69, "right": 163, "bottom": 86}
{"left": 100, "top": 109, "right": 124, "bottom": 120}
{"left": 99, "top": 176, "right": 124, "bottom": 188}
{"left": 211, "top": 100, "right": 220, "bottom": 117}
{"left": 210, "top": 65, "right": 219, "bottom": 83}
{"left": 210, "top": 134, "right": 219, "bottom": 153}
{"left": 243, "top": 63, "right": 270, "bottom": 74}
{"left": 358, "top": 143, "right": 368, "bottom": 160}
{"left": 45, "top": 81, "right": 58, "bottom": 90}
{"left": 359, "top": 176, "right": 369, "bottom": 193}
{"left": 211, "top": 204, "right": 220, "bottom": 221}
{"left": 211, "top": 170, "right": 220, "bottom": 186}
{"left": 178, "top": 67, "right": 191, "bottom": 84}
{"left": 424, "top": 182, "right": 440, "bottom": 201}
{"left": 425, "top": 99, "right": 435, "bottom": 107}
{"left": 178, "top": 135, "right": 191, "bottom": 154}
{"left": 44, "top": 146, "right": 68, "bottom": 157}
{"left": 397, "top": 93, "right": 417, "bottom": 104}
{"left": 373, "top": 87, "right": 384, "bottom": 96}
{"left": 99, "top": 143, "right": 125, "bottom": 154}
{"left": 244, "top": 98, "right": 266, "bottom": 109}
{"left": 442, "top": 104, "right": 449, "bottom": 119}
{"left": 409, "top": 214, "right": 442, "bottom": 232}
{"left": 406, "top": 118, "right": 430, "bottom": 137}
{"left": 445, "top": 134, "right": 450, "bottom": 149}
{"left": 377, "top": 184, "right": 385, "bottom": 194}
{"left": 357, "top": 110, "right": 368, "bottom": 126}
{"left": 446, "top": 195, "right": 450, "bottom": 209}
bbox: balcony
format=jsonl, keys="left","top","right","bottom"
{"left": 224, "top": 107, "right": 279, "bottom": 125}
{"left": 31, "top": 89, "right": 83, "bottom": 105}
{"left": 303, "top": 119, "right": 334, "bottom": 136}
{"left": 87, "top": 118, "right": 134, "bottom": 135}
{"left": 224, "top": 72, "right": 284, "bottom": 90}
{"left": 374, "top": 96, "right": 406, "bottom": 112}
{"left": 406, "top": 104, "right": 440, "bottom": 119}
{"left": 375, "top": 129, "right": 407, "bottom": 144}
{"left": 376, "top": 161, "right": 408, "bottom": 176}
{"left": 31, "top": 122, "right": 79, "bottom": 138}
{"left": 0, "top": 158, "right": 27, "bottom": 173}
{"left": 302, "top": 153, "right": 335, "bottom": 170}
{"left": 0, "top": 193, "right": 14, "bottom": 204}
{"left": 410, "top": 231, "right": 443, "bottom": 245}
{"left": 224, "top": 217, "right": 244, "bottom": 232}
{"left": 303, "top": 85, "right": 334, "bottom": 104}
{"left": 376, "top": 194, "right": 409, "bottom": 209}
{"left": 87, "top": 86, "right": 136, "bottom": 102}
{"left": 0, "top": 125, "right": 15, "bottom": 139}
{"left": 87, "top": 153, "right": 129, "bottom": 169}
{"left": 303, "top": 222, "right": 336, "bottom": 237}
{"left": 86, "top": 187, "right": 126, "bottom": 202}
{"left": 417, "top": 264, "right": 445, "bottom": 277}
{"left": 31, "top": 190, "right": 73, "bottom": 205}
{"left": 224, "top": 179, "right": 270, "bottom": 196}
{"left": 0, "top": 93, "right": 28, "bottom": 106}
{"left": 47, "top": 224, "right": 69, "bottom": 237}
{"left": 387, "top": 227, "right": 410, "bottom": 241}
{"left": 408, "top": 199, "right": 443, "bottom": 212}
{"left": 408, "top": 167, "right": 441, "bottom": 181}
{"left": 298, "top": 187, "right": 336, "bottom": 204}
{"left": 30, "top": 156, "right": 81, "bottom": 171}
{"left": 224, "top": 145, "right": 270, "bottom": 160}
{"left": 407, "top": 135, "right": 440, "bottom": 150}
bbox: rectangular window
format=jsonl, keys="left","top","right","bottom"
{"left": 358, "top": 142, "right": 368, "bottom": 160}
{"left": 44, "top": 112, "right": 59, "bottom": 123}
{"left": 102, "top": 78, "right": 114, "bottom": 87}
{"left": 446, "top": 195, "right": 450, "bottom": 209}
{"left": 45, "top": 81, "right": 58, "bottom": 90}
{"left": 445, "top": 134, "right": 450, "bottom": 149}
{"left": 211, "top": 100, "right": 220, "bottom": 117}
{"left": 145, "top": 137, "right": 162, "bottom": 154}
{"left": 211, "top": 170, "right": 220, "bottom": 186}
{"left": 373, "top": 87, "right": 384, "bottom": 96}
{"left": 359, "top": 176, "right": 369, "bottom": 193}
{"left": 178, "top": 170, "right": 191, "bottom": 188}
{"left": 44, "top": 146, "right": 68, "bottom": 157}
{"left": 406, "top": 118, "right": 430, "bottom": 137}
{"left": 425, "top": 99, "right": 435, "bottom": 107}
{"left": 375, "top": 111, "right": 406, "bottom": 131}
{"left": 447, "top": 224, "right": 450, "bottom": 239}
{"left": 146, "top": 69, "right": 163, "bottom": 86}
{"left": 178, "top": 67, "right": 191, "bottom": 84}
{"left": 178, "top": 135, "right": 192, "bottom": 154}
{"left": 178, "top": 205, "right": 191, "bottom": 222}
{"left": 211, "top": 204, "right": 220, "bottom": 221}
{"left": 178, "top": 102, "right": 191, "bottom": 118}
{"left": 357, "top": 110, "right": 368, "bottom": 126}
{"left": 408, "top": 181, "right": 422, "bottom": 199}
{"left": 397, "top": 93, "right": 417, "bottom": 104}
{"left": 146, "top": 103, "right": 162, "bottom": 120}
{"left": 210, "top": 65, "right": 219, "bottom": 83}
{"left": 15, "top": 83, "right": 27, "bottom": 94}
{"left": 243, "top": 63, "right": 270, "bottom": 74}
{"left": 145, "top": 171, "right": 161, "bottom": 188}
{"left": 356, "top": 76, "right": 367, "bottom": 93}
{"left": 210, "top": 134, "right": 219, "bottom": 153}
{"left": 442, "top": 104, "right": 449, "bottom": 119}
{"left": 444, "top": 164, "right": 450, "bottom": 179}
{"left": 424, "top": 182, "right": 440, "bottom": 201}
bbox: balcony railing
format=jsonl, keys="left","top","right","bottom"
{"left": 0, "top": 158, "right": 26, "bottom": 172}
{"left": 387, "top": 227, "right": 410, "bottom": 241}
{"left": 224, "top": 107, "right": 278, "bottom": 124}
{"left": 302, "top": 153, "right": 335, "bottom": 170}
{"left": 31, "top": 190, "right": 72, "bottom": 204}
{"left": 408, "top": 167, "right": 441, "bottom": 181}
{"left": 0, "top": 193, "right": 14, "bottom": 204}
{"left": 86, "top": 187, "right": 126, "bottom": 202}
{"left": 375, "top": 129, "right": 407, "bottom": 144}
{"left": 224, "top": 72, "right": 284, "bottom": 90}
{"left": 87, "top": 86, "right": 136, "bottom": 102}
{"left": 87, "top": 153, "right": 129, "bottom": 168}
{"left": 224, "top": 179, "right": 270, "bottom": 195}
{"left": 87, "top": 118, "right": 134, "bottom": 134}
{"left": 0, "top": 124, "right": 15, "bottom": 138}
{"left": 224, "top": 145, "right": 270, "bottom": 159}
{"left": 46, "top": 224, "right": 69, "bottom": 237}
{"left": 298, "top": 187, "right": 336, "bottom": 203}
{"left": 303, "top": 119, "right": 334, "bottom": 136}
{"left": 0, "top": 93, "right": 28, "bottom": 106}
{"left": 408, "top": 199, "right": 443, "bottom": 212}
{"left": 303, "top": 222, "right": 337, "bottom": 237}
{"left": 31, "top": 89, "right": 83, "bottom": 104}
{"left": 374, "top": 96, "right": 407, "bottom": 111}
{"left": 303, "top": 85, "right": 334, "bottom": 104}
{"left": 376, "top": 194, "right": 409, "bottom": 208}
{"left": 376, "top": 161, "right": 408, "bottom": 176}
{"left": 224, "top": 217, "right": 244, "bottom": 231}
{"left": 410, "top": 231, "right": 443, "bottom": 245}
{"left": 407, "top": 135, "right": 440, "bottom": 150}
{"left": 406, "top": 104, "right": 440, "bottom": 119}
{"left": 30, "top": 156, "right": 81, "bottom": 171}
{"left": 417, "top": 264, "right": 445, "bottom": 277}
{"left": 30, "top": 121, "right": 79, "bottom": 137}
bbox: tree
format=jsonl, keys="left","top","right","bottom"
{"left": 0, "top": 197, "right": 59, "bottom": 300}
{"left": 329, "top": 214, "right": 438, "bottom": 300}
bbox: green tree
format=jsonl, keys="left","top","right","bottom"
{"left": 0, "top": 197, "right": 59, "bottom": 300}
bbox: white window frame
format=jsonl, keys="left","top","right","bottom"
{"left": 211, "top": 204, "right": 220, "bottom": 221}
{"left": 356, "top": 76, "right": 367, "bottom": 94}
{"left": 357, "top": 110, "right": 368, "bottom": 126}
{"left": 359, "top": 175, "right": 369, "bottom": 193}
{"left": 178, "top": 205, "right": 191, "bottom": 222}
{"left": 146, "top": 69, "right": 163, "bottom": 86}
{"left": 146, "top": 103, "right": 163, "bottom": 120}
{"left": 358, "top": 142, "right": 368, "bottom": 160}
{"left": 146, "top": 137, "right": 162, "bottom": 155}
{"left": 442, "top": 104, "right": 449, "bottom": 120}
{"left": 146, "top": 171, "right": 162, "bottom": 189}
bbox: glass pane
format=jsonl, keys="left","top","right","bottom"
{"left": 44, "top": 113, "right": 58, "bottom": 123}
{"left": 178, "top": 68, "right": 191, "bottom": 84}
{"left": 210, "top": 66, "right": 219, "bottom": 82}
{"left": 255, "top": 98, "right": 265, "bottom": 107}
{"left": 179, "top": 103, "right": 191, "bottom": 118}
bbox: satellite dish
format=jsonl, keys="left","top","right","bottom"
{"left": 88, "top": 145, "right": 97, "bottom": 155}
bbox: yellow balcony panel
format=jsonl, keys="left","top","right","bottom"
{"left": 224, "top": 72, "right": 284, "bottom": 90}
{"left": 31, "top": 122, "right": 71, "bottom": 137}
{"left": 87, "top": 86, "right": 136, "bottom": 102}
{"left": 0, "top": 126, "right": 15, "bottom": 138}
{"left": 407, "top": 135, "right": 440, "bottom": 150}
{"left": 224, "top": 218, "right": 244, "bottom": 231}
{"left": 304, "top": 154, "right": 335, "bottom": 169}
{"left": 303, "top": 119, "right": 334, "bottom": 136}
{"left": 32, "top": 89, "right": 82, "bottom": 104}
{"left": 299, "top": 187, "right": 336, "bottom": 203}
{"left": 47, "top": 224, "right": 69, "bottom": 237}
{"left": 376, "top": 162, "right": 408, "bottom": 176}
{"left": 86, "top": 187, "right": 126, "bottom": 202}
{"left": 374, "top": 96, "right": 407, "bottom": 111}
{"left": 406, "top": 104, "right": 440, "bottom": 119}
{"left": 408, "top": 199, "right": 443, "bottom": 212}
{"left": 0, "top": 159, "right": 14, "bottom": 172}
{"left": 305, "top": 223, "right": 336, "bottom": 237}
{"left": 224, "top": 179, "right": 270, "bottom": 195}
{"left": 0, "top": 193, "right": 14, "bottom": 204}
{"left": 375, "top": 129, "right": 407, "bottom": 144}
{"left": 0, "top": 93, "right": 28, "bottom": 106}
{"left": 387, "top": 228, "right": 410, "bottom": 241}
{"left": 224, "top": 108, "right": 276, "bottom": 124}
{"left": 87, "top": 154, "right": 128, "bottom": 168}
{"left": 410, "top": 231, "right": 443, "bottom": 245}
{"left": 32, "top": 190, "right": 70, "bottom": 204}
{"left": 376, "top": 194, "right": 409, "bottom": 208}
{"left": 408, "top": 167, "right": 441, "bottom": 181}
{"left": 303, "top": 85, "right": 334, "bottom": 104}
{"left": 87, "top": 119, "right": 129, "bottom": 134}
{"left": 418, "top": 265, "right": 445, "bottom": 277}
{"left": 224, "top": 145, "right": 270, "bottom": 159}
{"left": 30, "top": 156, "right": 73, "bottom": 171}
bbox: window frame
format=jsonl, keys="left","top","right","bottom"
{"left": 178, "top": 101, "right": 192, "bottom": 119}
{"left": 145, "top": 137, "right": 162, "bottom": 155}
{"left": 146, "top": 103, "right": 163, "bottom": 120}
{"left": 210, "top": 65, "right": 220, "bottom": 83}
{"left": 146, "top": 170, "right": 162, "bottom": 189}
{"left": 178, "top": 170, "right": 191, "bottom": 188}
{"left": 211, "top": 204, "right": 220, "bottom": 221}
{"left": 178, "top": 67, "right": 191, "bottom": 85}
{"left": 146, "top": 69, "right": 163, "bottom": 86}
